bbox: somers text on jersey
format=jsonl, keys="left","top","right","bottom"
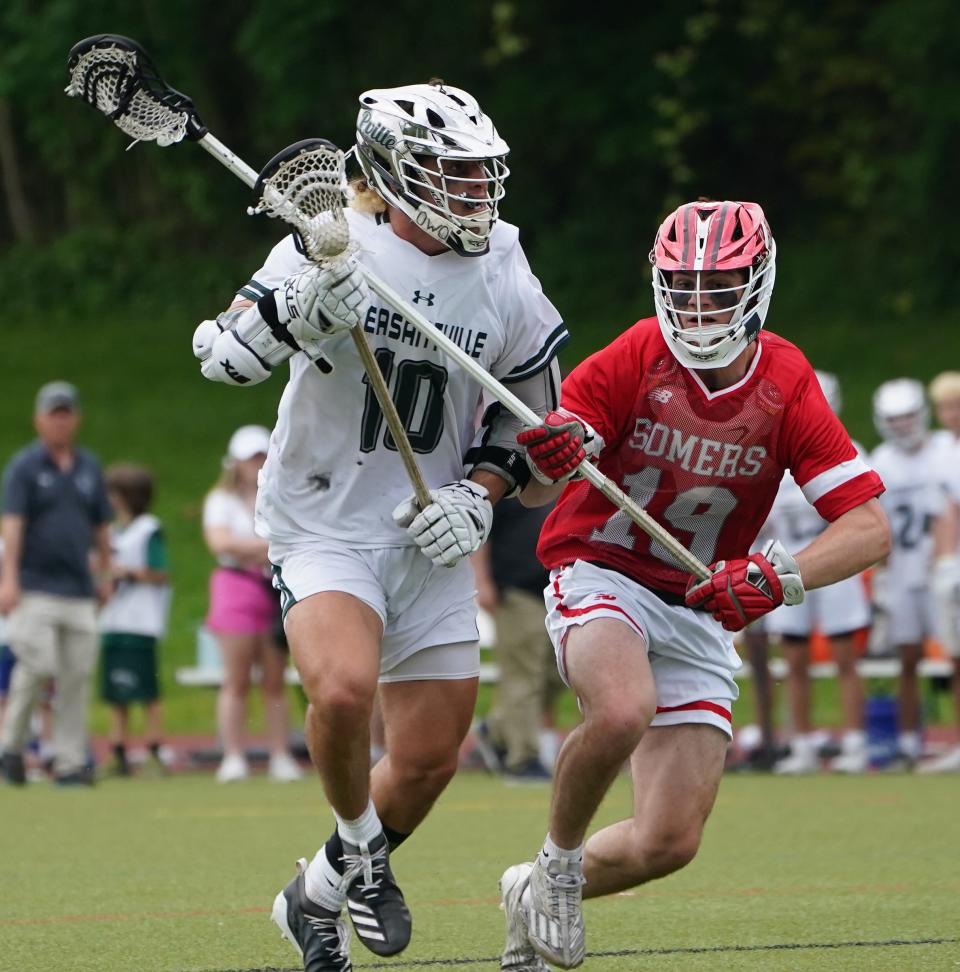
{"left": 630, "top": 418, "right": 766, "bottom": 478}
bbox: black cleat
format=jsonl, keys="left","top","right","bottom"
{"left": 271, "top": 859, "right": 352, "bottom": 972}
{"left": 2, "top": 751, "right": 26, "bottom": 786}
{"left": 343, "top": 832, "right": 412, "bottom": 956}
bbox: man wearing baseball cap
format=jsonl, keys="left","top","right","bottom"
{"left": 0, "top": 381, "right": 113, "bottom": 785}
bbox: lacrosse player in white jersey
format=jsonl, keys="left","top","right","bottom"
{"left": 870, "top": 379, "right": 945, "bottom": 767}
{"left": 192, "top": 80, "right": 567, "bottom": 972}
{"left": 765, "top": 371, "right": 872, "bottom": 774}
{"left": 921, "top": 371, "right": 960, "bottom": 772}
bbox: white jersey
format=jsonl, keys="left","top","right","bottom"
{"left": 242, "top": 210, "right": 567, "bottom": 546}
{"left": 929, "top": 429, "right": 960, "bottom": 503}
{"left": 870, "top": 438, "right": 945, "bottom": 589}
{"left": 99, "top": 514, "right": 172, "bottom": 638}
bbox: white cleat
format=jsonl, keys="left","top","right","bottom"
{"left": 917, "top": 745, "right": 960, "bottom": 774}
{"left": 773, "top": 738, "right": 818, "bottom": 775}
{"left": 499, "top": 863, "right": 550, "bottom": 971}
{"left": 525, "top": 856, "right": 585, "bottom": 969}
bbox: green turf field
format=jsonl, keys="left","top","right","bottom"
{"left": 2, "top": 771, "right": 958, "bottom": 972}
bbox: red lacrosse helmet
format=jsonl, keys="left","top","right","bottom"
{"left": 650, "top": 200, "right": 776, "bottom": 369}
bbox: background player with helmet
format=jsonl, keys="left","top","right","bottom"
{"left": 764, "top": 370, "right": 872, "bottom": 775}
{"left": 192, "top": 80, "right": 567, "bottom": 971}
{"left": 870, "top": 379, "right": 947, "bottom": 767}
{"left": 498, "top": 200, "right": 889, "bottom": 971}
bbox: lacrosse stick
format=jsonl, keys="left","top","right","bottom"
{"left": 66, "top": 34, "right": 430, "bottom": 511}
{"left": 65, "top": 33, "right": 709, "bottom": 580}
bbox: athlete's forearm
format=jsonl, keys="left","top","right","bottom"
{"left": 794, "top": 498, "right": 890, "bottom": 590}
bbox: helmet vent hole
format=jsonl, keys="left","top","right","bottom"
{"left": 361, "top": 96, "right": 377, "bottom": 105}
{"left": 426, "top": 108, "right": 445, "bottom": 127}
{"left": 448, "top": 93, "right": 467, "bottom": 106}
{"left": 395, "top": 100, "right": 415, "bottom": 116}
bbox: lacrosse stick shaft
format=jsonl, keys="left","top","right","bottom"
{"left": 196, "top": 133, "right": 432, "bottom": 510}
{"left": 198, "top": 133, "right": 258, "bottom": 187}
{"left": 350, "top": 328, "right": 432, "bottom": 509}
{"left": 363, "top": 271, "right": 711, "bottom": 581}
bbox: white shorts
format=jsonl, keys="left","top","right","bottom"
{"left": 887, "top": 587, "right": 938, "bottom": 647}
{"left": 545, "top": 561, "right": 740, "bottom": 737}
{"left": 765, "top": 574, "right": 870, "bottom": 638}
{"left": 269, "top": 538, "right": 480, "bottom": 679}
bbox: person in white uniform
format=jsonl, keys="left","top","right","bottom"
{"left": 192, "top": 80, "right": 567, "bottom": 972}
{"left": 870, "top": 379, "right": 945, "bottom": 767}
{"left": 921, "top": 371, "right": 960, "bottom": 772}
{"left": 765, "top": 371, "right": 872, "bottom": 774}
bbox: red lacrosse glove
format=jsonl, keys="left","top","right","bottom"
{"left": 685, "top": 540, "right": 804, "bottom": 632}
{"left": 517, "top": 409, "right": 600, "bottom": 485}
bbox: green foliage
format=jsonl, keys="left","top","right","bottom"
{"left": 1, "top": 4, "right": 958, "bottom": 729}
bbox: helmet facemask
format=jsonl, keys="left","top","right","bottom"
{"left": 651, "top": 249, "right": 776, "bottom": 369}
{"left": 650, "top": 200, "right": 776, "bottom": 369}
{"left": 354, "top": 83, "right": 510, "bottom": 256}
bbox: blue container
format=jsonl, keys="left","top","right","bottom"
{"left": 865, "top": 695, "right": 899, "bottom": 769}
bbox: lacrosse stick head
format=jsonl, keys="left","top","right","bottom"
{"left": 253, "top": 139, "right": 351, "bottom": 261}
{"left": 65, "top": 34, "right": 206, "bottom": 146}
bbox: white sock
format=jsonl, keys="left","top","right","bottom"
{"left": 336, "top": 799, "right": 382, "bottom": 847}
{"left": 304, "top": 849, "right": 348, "bottom": 912}
{"left": 541, "top": 833, "right": 583, "bottom": 868}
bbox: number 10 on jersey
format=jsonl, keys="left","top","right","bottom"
{"left": 360, "top": 348, "right": 449, "bottom": 454}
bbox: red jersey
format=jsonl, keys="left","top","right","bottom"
{"left": 538, "top": 319, "right": 884, "bottom": 595}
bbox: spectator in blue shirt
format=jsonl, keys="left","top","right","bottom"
{"left": 0, "top": 382, "right": 112, "bottom": 786}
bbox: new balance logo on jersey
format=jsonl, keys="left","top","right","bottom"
{"left": 413, "top": 290, "right": 435, "bottom": 306}
{"left": 629, "top": 418, "right": 766, "bottom": 478}
{"left": 220, "top": 359, "right": 251, "bottom": 384}
{"left": 648, "top": 388, "right": 673, "bottom": 404}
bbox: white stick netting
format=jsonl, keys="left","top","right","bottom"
{"left": 254, "top": 146, "right": 351, "bottom": 260}
{"left": 65, "top": 44, "right": 189, "bottom": 147}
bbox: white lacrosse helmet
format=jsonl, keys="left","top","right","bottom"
{"left": 354, "top": 81, "right": 510, "bottom": 256}
{"left": 872, "top": 378, "right": 929, "bottom": 449}
{"left": 814, "top": 370, "right": 842, "bottom": 415}
{"left": 650, "top": 200, "right": 776, "bottom": 369}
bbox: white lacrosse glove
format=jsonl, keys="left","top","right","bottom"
{"left": 392, "top": 480, "right": 493, "bottom": 568}
{"left": 201, "top": 328, "right": 273, "bottom": 385}
{"left": 280, "top": 257, "right": 368, "bottom": 346}
{"left": 192, "top": 319, "right": 223, "bottom": 362}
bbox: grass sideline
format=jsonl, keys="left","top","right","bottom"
{"left": 2, "top": 772, "right": 959, "bottom": 972}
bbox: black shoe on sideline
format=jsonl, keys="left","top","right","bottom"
{"left": 2, "top": 752, "right": 26, "bottom": 785}
{"left": 343, "top": 832, "right": 412, "bottom": 956}
{"left": 271, "top": 859, "right": 352, "bottom": 972}
{"left": 54, "top": 768, "right": 95, "bottom": 787}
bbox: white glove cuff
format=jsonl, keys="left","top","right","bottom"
{"left": 761, "top": 539, "right": 805, "bottom": 605}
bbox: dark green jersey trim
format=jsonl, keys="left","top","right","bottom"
{"left": 502, "top": 326, "right": 570, "bottom": 384}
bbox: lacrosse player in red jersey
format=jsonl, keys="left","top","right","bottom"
{"left": 192, "top": 81, "right": 567, "bottom": 972}
{"left": 498, "top": 200, "right": 890, "bottom": 970}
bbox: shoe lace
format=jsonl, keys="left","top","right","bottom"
{"left": 543, "top": 867, "right": 585, "bottom": 919}
{"left": 341, "top": 840, "right": 388, "bottom": 893}
{"left": 304, "top": 914, "right": 350, "bottom": 958}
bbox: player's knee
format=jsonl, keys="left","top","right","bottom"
{"left": 391, "top": 746, "right": 459, "bottom": 794}
{"left": 303, "top": 673, "right": 374, "bottom": 728}
{"left": 587, "top": 701, "right": 651, "bottom": 755}
{"left": 637, "top": 823, "right": 702, "bottom": 878}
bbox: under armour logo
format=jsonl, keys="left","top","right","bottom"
{"left": 413, "top": 290, "right": 435, "bottom": 306}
